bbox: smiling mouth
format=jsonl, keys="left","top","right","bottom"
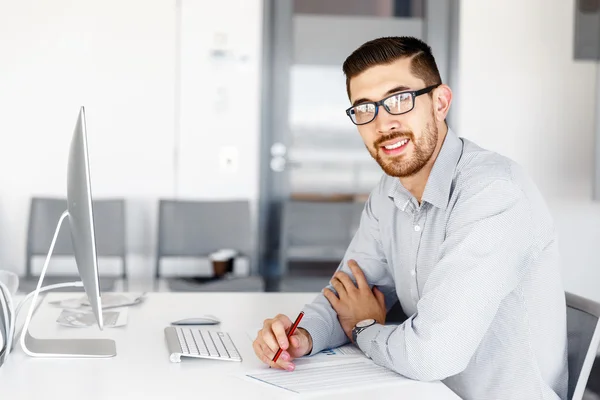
{"left": 380, "top": 138, "right": 410, "bottom": 155}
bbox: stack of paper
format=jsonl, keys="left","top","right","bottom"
{"left": 245, "top": 358, "right": 410, "bottom": 394}
{"left": 48, "top": 292, "right": 146, "bottom": 311}
{"left": 48, "top": 293, "right": 146, "bottom": 329}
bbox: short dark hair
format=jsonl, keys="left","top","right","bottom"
{"left": 342, "top": 36, "right": 442, "bottom": 98}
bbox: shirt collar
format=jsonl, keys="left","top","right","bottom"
{"left": 387, "top": 128, "right": 463, "bottom": 211}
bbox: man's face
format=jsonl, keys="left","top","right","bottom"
{"left": 348, "top": 58, "right": 439, "bottom": 178}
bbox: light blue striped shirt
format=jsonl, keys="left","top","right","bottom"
{"left": 299, "top": 128, "right": 568, "bottom": 400}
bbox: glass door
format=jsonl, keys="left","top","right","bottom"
{"left": 258, "top": 0, "right": 459, "bottom": 285}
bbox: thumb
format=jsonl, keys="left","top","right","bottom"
{"left": 288, "top": 331, "right": 310, "bottom": 358}
{"left": 373, "top": 286, "right": 385, "bottom": 307}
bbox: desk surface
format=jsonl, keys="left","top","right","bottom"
{"left": 0, "top": 292, "right": 459, "bottom": 400}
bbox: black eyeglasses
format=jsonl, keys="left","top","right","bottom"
{"left": 345, "top": 84, "right": 441, "bottom": 126}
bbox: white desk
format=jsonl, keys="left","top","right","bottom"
{"left": 0, "top": 293, "right": 460, "bottom": 400}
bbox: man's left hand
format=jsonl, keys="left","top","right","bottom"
{"left": 323, "top": 259, "right": 386, "bottom": 341}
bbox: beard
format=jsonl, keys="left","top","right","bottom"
{"left": 368, "top": 120, "right": 439, "bottom": 178}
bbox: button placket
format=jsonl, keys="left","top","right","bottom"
{"left": 411, "top": 207, "right": 427, "bottom": 302}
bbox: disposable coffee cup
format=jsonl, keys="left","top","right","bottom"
{"left": 209, "top": 249, "right": 238, "bottom": 278}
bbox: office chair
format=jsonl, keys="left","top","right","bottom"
{"left": 155, "top": 200, "right": 258, "bottom": 292}
{"left": 282, "top": 200, "right": 354, "bottom": 267}
{"left": 23, "top": 197, "right": 128, "bottom": 292}
{"left": 566, "top": 291, "right": 600, "bottom": 400}
{"left": 273, "top": 199, "right": 364, "bottom": 292}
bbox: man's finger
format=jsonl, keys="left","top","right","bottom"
{"left": 348, "top": 259, "right": 369, "bottom": 290}
{"left": 323, "top": 287, "right": 340, "bottom": 308}
{"left": 253, "top": 339, "right": 276, "bottom": 364}
{"left": 264, "top": 353, "right": 285, "bottom": 369}
{"left": 260, "top": 342, "right": 276, "bottom": 360}
{"left": 288, "top": 332, "right": 311, "bottom": 358}
{"left": 335, "top": 271, "right": 358, "bottom": 294}
{"left": 275, "top": 314, "right": 293, "bottom": 328}
{"left": 272, "top": 319, "right": 290, "bottom": 350}
{"left": 257, "top": 340, "right": 288, "bottom": 369}
{"left": 252, "top": 339, "right": 262, "bottom": 359}
{"left": 290, "top": 335, "right": 299, "bottom": 348}
{"left": 330, "top": 277, "right": 347, "bottom": 298}
{"left": 261, "top": 328, "right": 280, "bottom": 353}
{"left": 255, "top": 334, "right": 276, "bottom": 358}
{"left": 272, "top": 348, "right": 295, "bottom": 370}
{"left": 276, "top": 359, "right": 295, "bottom": 371}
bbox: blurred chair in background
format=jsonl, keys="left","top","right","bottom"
{"left": 273, "top": 197, "right": 365, "bottom": 292}
{"left": 22, "top": 197, "right": 128, "bottom": 293}
{"left": 565, "top": 292, "right": 600, "bottom": 400}
{"left": 154, "top": 199, "right": 260, "bottom": 292}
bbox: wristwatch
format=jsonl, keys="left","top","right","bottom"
{"left": 352, "top": 318, "right": 376, "bottom": 343}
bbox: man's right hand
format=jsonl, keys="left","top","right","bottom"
{"left": 252, "top": 314, "right": 313, "bottom": 371}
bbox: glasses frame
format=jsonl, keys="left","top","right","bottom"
{"left": 345, "top": 83, "right": 441, "bottom": 126}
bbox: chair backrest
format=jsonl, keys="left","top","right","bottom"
{"left": 26, "top": 197, "right": 127, "bottom": 278}
{"left": 155, "top": 200, "right": 252, "bottom": 278}
{"left": 280, "top": 200, "right": 365, "bottom": 272}
{"left": 566, "top": 291, "right": 600, "bottom": 400}
{"left": 284, "top": 200, "right": 354, "bottom": 248}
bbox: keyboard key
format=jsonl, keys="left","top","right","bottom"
{"left": 211, "top": 331, "right": 229, "bottom": 358}
{"left": 219, "top": 332, "right": 239, "bottom": 358}
{"left": 191, "top": 329, "right": 209, "bottom": 356}
{"left": 176, "top": 328, "right": 189, "bottom": 354}
{"left": 183, "top": 329, "right": 197, "bottom": 354}
{"left": 203, "top": 331, "right": 219, "bottom": 357}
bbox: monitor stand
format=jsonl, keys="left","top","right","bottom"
{"left": 19, "top": 210, "right": 116, "bottom": 358}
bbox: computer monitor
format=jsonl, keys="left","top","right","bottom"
{"left": 19, "top": 106, "right": 116, "bottom": 358}
{"left": 67, "top": 106, "right": 103, "bottom": 329}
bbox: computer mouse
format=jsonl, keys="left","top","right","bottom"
{"left": 170, "top": 315, "right": 221, "bottom": 325}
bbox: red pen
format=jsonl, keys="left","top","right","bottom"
{"left": 272, "top": 311, "right": 304, "bottom": 363}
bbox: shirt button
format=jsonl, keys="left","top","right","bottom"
{"left": 411, "top": 269, "right": 416, "bottom": 277}
{"left": 414, "top": 225, "right": 421, "bottom": 232}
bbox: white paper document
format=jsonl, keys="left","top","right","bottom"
{"left": 293, "top": 343, "right": 365, "bottom": 366}
{"left": 49, "top": 293, "right": 146, "bottom": 311}
{"left": 56, "top": 308, "right": 128, "bottom": 328}
{"left": 318, "top": 344, "right": 363, "bottom": 356}
{"left": 245, "top": 358, "right": 410, "bottom": 394}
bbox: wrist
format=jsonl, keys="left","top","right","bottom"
{"left": 352, "top": 318, "right": 377, "bottom": 343}
{"left": 297, "top": 327, "right": 313, "bottom": 355}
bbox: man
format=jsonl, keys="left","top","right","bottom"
{"left": 253, "top": 36, "right": 568, "bottom": 400}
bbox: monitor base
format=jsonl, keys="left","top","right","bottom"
{"left": 22, "top": 331, "right": 116, "bottom": 358}
{"left": 19, "top": 210, "right": 117, "bottom": 358}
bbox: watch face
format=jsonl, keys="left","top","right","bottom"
{"left": 356, "top": 318, "right": 376, "bottom": 328}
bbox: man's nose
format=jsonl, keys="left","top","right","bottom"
{"left": 374, "top": 107, "right": 401, "bottom": 135}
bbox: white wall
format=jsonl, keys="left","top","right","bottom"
{"left": 177, "top": 0, "right": 262, "bottom": 200}
{"left": 0, "top": 0, "right": 263, "bottom": 280}
{"left": 457, "top": 0, "right": 600, "bottom": 301}
{"left": 0, "top": 0, "right": 177, "bottom": 277}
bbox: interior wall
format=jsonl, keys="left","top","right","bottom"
{"left": 457, "top": 0, "right": 600, "bottom": 301}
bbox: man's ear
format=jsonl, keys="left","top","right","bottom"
{"left": 434, "top": 84, "right": 452, "bottom": 122}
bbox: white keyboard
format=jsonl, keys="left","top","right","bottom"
{"left": 164, "top": 326, "right": 242, "bottom": 363}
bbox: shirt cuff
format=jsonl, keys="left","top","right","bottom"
{"left": 355, "top": 323, "right": 384, "bottom": 358}
{"left": 298, "top": 316, "right": 330, "bottom": 356}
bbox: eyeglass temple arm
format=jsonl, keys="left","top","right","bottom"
{"left": 414, "top": 83, "right": 441, "bottom": 96}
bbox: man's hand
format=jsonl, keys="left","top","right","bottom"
{"left": 323, "top": 259, "right": 386, "bottom": 341}
{"left": 252, "top": 314, "right": 313, "bottom": 371}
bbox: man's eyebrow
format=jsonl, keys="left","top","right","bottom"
{"left": 351, "top": 85, "right": 412, "bottom": 106}
{"left": 384, "top": 85, "right": 411, "bottom": 96}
